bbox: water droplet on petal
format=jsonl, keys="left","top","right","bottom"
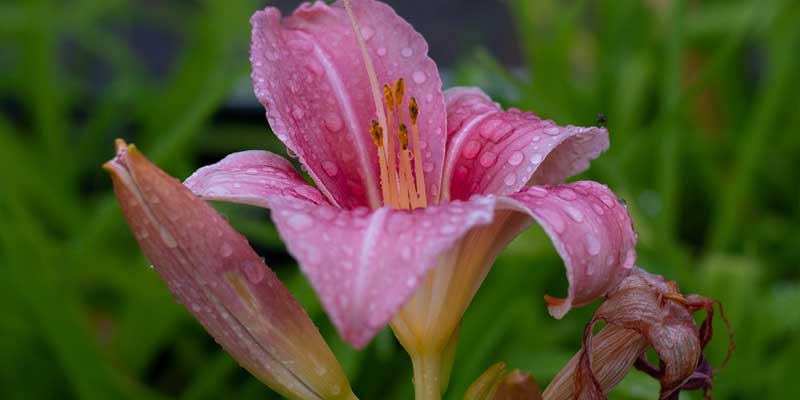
{"left": 324, "top": 113, "right": 343, "bottom": 132}
{"left": 508, "top": 151, "right": 524, "bottom": 166}
{"left": 377, "top": 47, "right": 387, "bottom": 56}
{"left": 600, "top": 195, "right": 616, "bottom": 208}
{"left": 292, "top": 106, "right": 304, "bottom": 119}
{"left": 530, "top": 152, "right": 544, "bottom": 164}
{"left": 564, "top": 205, "right": 584, "bottom": 222}
{"left": 423, "top": 162, "right": 433, "bottom": 172}
{"left": 322, "top": 161, "right": 338, "bottom": 177}
{"left": 401, "top": 47, "right": 413, "bottom": 57}
{"left": 440, "top": 225, "right": 457, "bottom": 234}
{"left": 220, "top": 242, "right": 233, "bottom": 257}
{"left": 544, "top": 126, "right": 560, "bottom": 136}
{"left": 243, "top": 261, "right": 265, "bottom": 284}
{"left": 286, "top": 147, "right": 298, "bottom": 159}
{"left": 360, "top": 26, "right": 374, "bottom": 40}
{"left": 479, "top": 151, "right": 498, "bottom": 167}
{"left": 558, "top": 189, "right": 577, "bottom": 200}
{"left": 412, "top": 70, "right": 427, "bottom": 84}
{"left": 287, "top": 213, "right": 313, "bottom": 230}
{"left": 462, "top": 140, "right": 481, "bottom": 159}
{"left": 504, "top": 172, "right": 517, "bottom": 186}
{"left": 584, "top": 233, "right": 601, "bottom": 255}
{"left": 540, "top": 209, "right": 565, "bottom": 233}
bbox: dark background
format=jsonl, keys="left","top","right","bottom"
{"left": 1, "top": 0, "right": 799, "bottom": 399}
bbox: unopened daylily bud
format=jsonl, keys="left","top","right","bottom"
{"left": 465, "top": 363, "right": 543, "bottom": 400}
{"left": 464, "top": 362, "right": 508, "bottom": 400}
{"left": 493, "top": 370, "right": 542, "bottom": 400}
{"left": 105, "top": 140, "right": 356, "bottom": 400}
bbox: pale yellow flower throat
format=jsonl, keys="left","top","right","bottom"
{"left": 343, "top": 0, "right": 428, "bottom": 210}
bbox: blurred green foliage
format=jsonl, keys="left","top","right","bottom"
{"left": 1, "top": 0, "right": 799, "bottom": 399}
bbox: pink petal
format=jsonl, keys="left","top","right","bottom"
{"left": 184, "top": 150, "right": 328, "bottom": 207}
{"left": 499, "top": 181, "right": 637, "bottom": 318}
{"left": 442, "top": 87, "right": 609, "bottom": 201}
{"left": 266, "top": 195, "right": 496, "bottom": 348}
{"left": 104, "top": 141, "right": 353, "bottom": 399}
{"left": 251, "top": 0, "right": 447, "bottom": 207}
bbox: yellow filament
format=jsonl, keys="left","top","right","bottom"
{"left": 382, "top": 84, "right": 399, "bottom": 206}
{"left": 398, "top": 123, "right": 420, "bottom": 208}
{"left": 409, "top": 97, "right": 428, "bottom": 206}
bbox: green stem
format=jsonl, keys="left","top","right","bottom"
{"left": 412, "top": 352, "right": 443, "bottom": 400}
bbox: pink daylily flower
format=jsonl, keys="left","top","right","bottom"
{"left": 184, "top": 0, "right": 638, "bottom": 349}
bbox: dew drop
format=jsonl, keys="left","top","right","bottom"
{"left": 400, "top": 246, "right": 412, "bottom": 260}
{"left": 246, "top": 168, "right": 258, "bottom": 175}
{"left": 401, "top": 47, "right": 413, "bottom": 57}
{"left": 220, "top": 242, "right": 233, "bottom": 258}
{"left": 377, "top": 47, "right": 387, "bottom": 56}
{"left": 160, "top": 227, "right": 178, "bottom": 248}
{"left": 405, "top": 276, "right": 417, "bottom": 287}
{"left": 287, "top": 213, "right": 314, "bottom": 230}
{"left": 544, "top": 126, "right": 560, "bottom": 136}
{"left": 600, "top": 195, "right": 616, "bottom": 208}
{"left": 564, "top": 205, "right": 584, "bottom": 222}
{"left": 541, "top": 209, "right": 565, "bottom": 233}
{"left": 360, "top": 26, "right": 374, "bottom": 40}
{"left": 440, "top": 225, "right": 457, "bottom": 234}
{"left": 508, "top": 151, "right": 524, "bottom": 166}
{"left": 322, "top": 113, "right": 343, "bottom": 131}
{"left": 412, "top": 70, "right": 427, "bottom": 84}
{"left": 504, "top": 172, "right": 517, "bottom": 186}
{"left": 322, "top": 161, "right": 339, "bottom": 177}
{"left": 462, "top": 140, "right": 481, "bottom": 159}
{"left": 423, "top": 162, "right": 433, "bottom": 172}
{"left": 286, "top": 147, "right": 298, "bottom": 159}
{"left": 557, "top": 189, "right": 577, "bottom": 200}
{"left": 292, "top": 106, "right": 305, "bottom": 119}
{"left": 479, "top": 151, "right": 498, "bottom": 167}
{"left": 243, "top": 261, "right": 265, "bottom": 284}
{"left": 584, "top": 233, "right": 601, "bottom": 255}
{"left": 530, "top": 152, "right": 544, "bottom": 164}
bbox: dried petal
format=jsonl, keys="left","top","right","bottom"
{"left": 547, "top": 268, "right": 734, "bottom": 400}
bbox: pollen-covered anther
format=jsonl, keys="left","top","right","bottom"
{"left": 383, "top": 84, "right": 395, "bottom": 112}
{"left": 370, "top": 120, "right": 384, "bottom": 147}
{"left": 409, "top": 97, "right": 419, "bottom": 123}
{"left": 399, "top": 123, "right": 410, "bottom": 150}
{"left": 394, "top": 78, "right": 405, "bottom": 106}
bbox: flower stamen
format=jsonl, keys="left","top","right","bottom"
{"left": 369, "top": 78, "right": 428, "bottom": 209}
